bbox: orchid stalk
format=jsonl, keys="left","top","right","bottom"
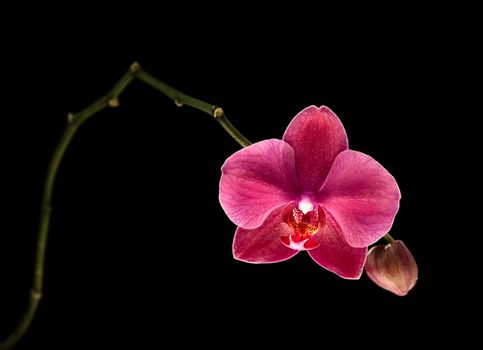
{"left": 0, "top": 62, "right": 248, "bottom": 350}
{"left": 0, "top": 62, "right": 415, "bottom": 350}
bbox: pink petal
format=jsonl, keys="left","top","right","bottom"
{"left": 308, "top": 208, "right": 367, "bottom": 279}
{"left": 219, "top": 139, "right": 298, "bottom": 229}
{"left": 283, "top": 105, "right": 348, "bottom": 192}
{"left": 317, "top": 150, "right": 400, "bottom": 248}
{"left": 233, "top": 205, "right": 298, "bottom": 263}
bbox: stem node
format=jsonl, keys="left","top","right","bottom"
{"left": 130, "top": 62, "right": 141, "bottom": 74}
{"left": 108, "top": 98, "right": 120, "bottom": 108}
{"left": 30, "top": 291, "right": 42, "bottom": 301}
{"left": 213, "top": 107, "right": 224, "bottom": 119}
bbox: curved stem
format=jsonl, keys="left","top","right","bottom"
{"left": 384, "top": 233, "right": 395, "bottom": 244}
{"left": 0, "top": 67, "right": 136, "bottom": 350}
{"left": 135, "top": 70, "right": 251, "bottom": 147}
{"left": 0, "top": 62, "right": 250, "bottom": 349}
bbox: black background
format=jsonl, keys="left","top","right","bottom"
{"left": 0, "top": 10, "right": 475, "bottom": 349}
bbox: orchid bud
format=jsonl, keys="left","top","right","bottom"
{"left": 365, "top": 240, "right": 418, "bottom": 296}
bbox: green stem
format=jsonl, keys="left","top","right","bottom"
{"left": 384, "top": 233, "right": 395, "bottom": 243}
{"left": 0, "top": 62, "right": 250, "bottom": 349}
{"left": 136, "top": 70, "right": 251, "bottom": 147}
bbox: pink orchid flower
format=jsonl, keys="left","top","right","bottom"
{"left": 219, "top": 106, "right": 400, "bottom": 279}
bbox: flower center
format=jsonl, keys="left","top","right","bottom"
{"left": 298, "top": 197, "right": 314, "bottom": 214}
{"left": 280, "top": 204, "right": 324, "bottom": 251}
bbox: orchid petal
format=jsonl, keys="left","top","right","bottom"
{"left": 233, "top": 205, "right": 298, "bottom": 263}
{"left": 318, "top": 150, "right": 400, "bottom": 248}
{"left": 283, "top": 105, "right": 348, "bottom": 192}
{"left": 219, "top": 139, "right": 298, "bottom": 229}
{"left": 308, "top": 208, "right": 367, "bottom": 279}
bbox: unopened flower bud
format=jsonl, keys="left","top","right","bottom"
{"left": 365, "top": 240, "right": 418, "bottom": 296}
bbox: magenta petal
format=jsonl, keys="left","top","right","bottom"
{"left": 318, "top": 150, "right": 400, "bottom": 248}
{"left": 233, "top": 205, "right": 298, "bottom": 263}
{"left": 308, "top": 208, "right": 367, "bottom": 279}
{"left": 283, "top": 106, "right": 348, "bottom": 192}
{"left": 220, "top": 139, "right": 298, "bottom": 229}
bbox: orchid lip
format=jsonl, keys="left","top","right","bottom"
{"left": 281, "top": 203, "right": 324, "bottom": 251}
{"left": 280, "top": 235, "right": 320, "bottom": 251}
